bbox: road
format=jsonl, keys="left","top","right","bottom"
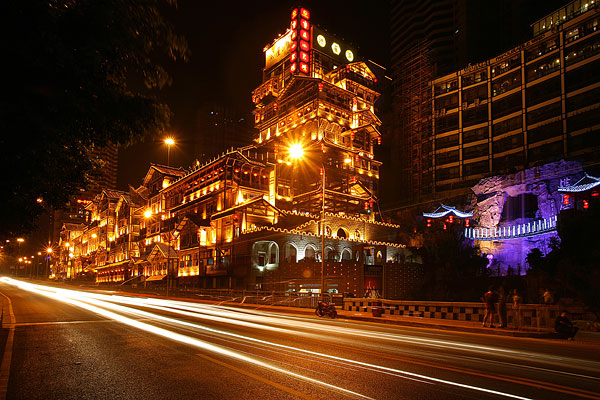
{"left": 0, "top": 278, "right": 599, "bottom": 400}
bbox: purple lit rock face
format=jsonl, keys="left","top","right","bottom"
{"left": 470, "top": 160, "right": 583, "bottom": 275}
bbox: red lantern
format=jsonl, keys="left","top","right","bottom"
{"left": 426, "top": 219, "right": 431, "bottom": 228}
{"left": 583, "top": 200, "right": 589, "bottom": 209}
{"left": 563, "top": 194, "right": 570, "bottom": 205}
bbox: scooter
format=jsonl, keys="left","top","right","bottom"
{"left": 315, "top": 300, "right": 337, "bottom": 318}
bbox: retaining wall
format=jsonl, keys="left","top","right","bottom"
{"left": 344, "top": 298, "right": 592, "bottom": 329}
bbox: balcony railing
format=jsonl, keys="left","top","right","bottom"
{"left": 465, "top": 215, "right": 557, "bottom": 241}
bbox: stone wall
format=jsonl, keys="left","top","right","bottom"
{"left": 471, "top": 160, "right": 583, "bottom": 273}
{"left": 344, "top": 298, "right": 594, "bottom": 329}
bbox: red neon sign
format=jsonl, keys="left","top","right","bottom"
{"left": 290, "top": 7, "right": 310, "bottom": 75}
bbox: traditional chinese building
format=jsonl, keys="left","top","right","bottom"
{"left": 56, "top": 7, "right": 417, "bottom": 298}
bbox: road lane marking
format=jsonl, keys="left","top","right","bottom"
{"left": 196, "top": 353, "right": 316, "bottom": 400}
{"left": 323, "top": 341, "right": 600, "bottom": 400}
{"left": 13, "top": 318, "right": 152, "bottom": 327}
{"left": 0, "top": 288, "right": 16, "bottom": 400}
{"left": 3, "top": 280, "right": 374, "bottom": 400}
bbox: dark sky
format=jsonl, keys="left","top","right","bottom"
{"left": 117, "top": 1, "right": 391, "bottom": 190}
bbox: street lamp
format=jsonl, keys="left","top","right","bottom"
{"left": 16, "top": 238, "right": 25, "bottom": 276}
{"left": 46, "top": 246, "right": 53, "bottom": 279}
{"left": 288, "top": 143, "right": 326, "bottom": 300}
{"left": 165, "top": 137, "right": 175, "bottom": 166}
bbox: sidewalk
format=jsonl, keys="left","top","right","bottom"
{"left": 215, "top": 301, "right": 600, "bottom": 345}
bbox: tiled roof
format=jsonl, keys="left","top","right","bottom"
{"left": 151, "top": 163, "right": 186, "bottom": 176}
{"left": 423, "top": 204, "right": 473, "bottom": 219}
{"left": 102, "top": 189, "right": 127, "bottom": 199}
{"left": 557, "top": 173, "right": 600, "bottom": 193}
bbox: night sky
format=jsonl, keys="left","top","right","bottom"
{"left": 117, "top": 1, "right": 390, "bottom": 190}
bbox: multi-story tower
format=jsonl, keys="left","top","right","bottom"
{"left": 252, "top": 7, "right": 382, "bottom": 218}
{"left": 431, "top": 0, "right": 600, "bottom": 197}
{"left": 57, "top": 7, "right": 415, "bottom": 297}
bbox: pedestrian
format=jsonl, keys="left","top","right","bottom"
{"left": 542, "top": 288, "right": 553, "bottom": 328}
{"left": 511, "top": 289, "right": 522, "bottom": 329}
{"left": 543, "top": 288, "right": 553, "bottom": 305}
{"left": 555, "top": 311, "right": 578, "bottom": 340}
{"left": 498, "top": 287, "right": 507, "bottom": 328}
{"left": 482, "top": 286, "right": 498, "bottom": 328}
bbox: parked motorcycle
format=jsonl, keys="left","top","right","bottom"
{"left": 315, "top": 300, "right": 337, "bottom": 318}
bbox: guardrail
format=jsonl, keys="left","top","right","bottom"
{"left": 465, "top": 215, "right": 557, "bottom": 241}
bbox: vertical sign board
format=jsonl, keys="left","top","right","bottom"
{"left": 289, "top": 7, "right": 311, "bottom": 75}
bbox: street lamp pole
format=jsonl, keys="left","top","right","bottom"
{"left": 287, "top": 142, "right": 327, "bottom": 300}
{"left": 321, "top": 163, "right": 326, "bottom": 301}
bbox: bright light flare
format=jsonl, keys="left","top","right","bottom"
{"left": 288, "top": 143, "right": 304, "bottom": 160}
{"left": 164, "top": 137, "right": 175, "bottom": 146}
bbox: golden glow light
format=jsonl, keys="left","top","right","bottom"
{"left": 344, "top": 158, "right": 352, "bottom": 164}
{"left": 46, "top": 247, "right": 53, "bottom": 254}
{"left": 331, "top": 42, "right": 341, "bottom": 55}
{"left": 288, "top": 143, "right": 304, "bottom": 160}
{"left": 345, "top": 49, "right": 354, "bottom": 62}
{"left": 316, "top": 34, "right": 326, "bottom": 47}
{"left": 144, "top": 209, "right": 152, "bottom": 219}
{"left": 164, "top": 138, "right": 175, "bottom": 146}
{"left": 17, "top": 238, "right": 24, "bottom": 243}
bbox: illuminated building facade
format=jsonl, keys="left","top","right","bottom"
{"left": 56, "top": 8, "right": 416, "bottom": 297}
{"left": 431, "top": 0, "right": 600, "bottom": 198}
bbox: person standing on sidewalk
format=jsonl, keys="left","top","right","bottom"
{"left": 498, "top": 287, "right": 507, "bottom": 328}
{"left": 555, "top": 311, "right": 578, "bottom": 340}
{"left": 542, "top": 288, "right": 554, "bottom": 328}
{"left": 482, "top": 286, "right": 498, "bottom": 328}
{"left": 511, "top": 289, "right": 522, "bottom": 329}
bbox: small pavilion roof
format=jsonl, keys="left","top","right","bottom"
{"left": 557, "top": 173, "right": 600, "bottom": 193}
{"left": 423, "top": 204, "right": 473, "bottom": 219}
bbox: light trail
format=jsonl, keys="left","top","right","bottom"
{"left": 0, "top": 278, "right": 541, "bottom": 399}
{"left": 85, "top": 293, "right": 600, "bottom": 378}
{"left": 1, "top": 278, "right": 371, "bottom": 400}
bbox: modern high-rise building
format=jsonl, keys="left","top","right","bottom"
{"left": 431, "top": 0, "right": 600, "bottom": 198}
{"left": 88, "top": 143, "right": 118, "bottom": 191}
{"left": 388, "top": 0, "right": 569, "bottom": 207}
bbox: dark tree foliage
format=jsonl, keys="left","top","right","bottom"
{"left": 526, "top": 207, "right": 600, "bottom": 318}
{"left": 0, "top": 0, "right": 188, "bottom": 239}
{"left": 418, "top": 224, "right": 488, "bottom": 301}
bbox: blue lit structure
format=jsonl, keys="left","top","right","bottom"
{"left": 423, "top": 204, "right": 473, "bottom": 219}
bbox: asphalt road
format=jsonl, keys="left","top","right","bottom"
{"left": 0, "top": 278, "right": 599, "bottom": 400}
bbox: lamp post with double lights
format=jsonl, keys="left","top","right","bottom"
{"left": 288, "top": 143, "right": 327, "bottom": 300}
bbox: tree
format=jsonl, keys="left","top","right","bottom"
{"left": 419, "top": 223, "right": 487, "bottom": 300}
{"left": 526, "top": 207, "right": 600, "bottom": 318}
{"left": 0, "top": 0, "right": 188, "bottom": 239}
